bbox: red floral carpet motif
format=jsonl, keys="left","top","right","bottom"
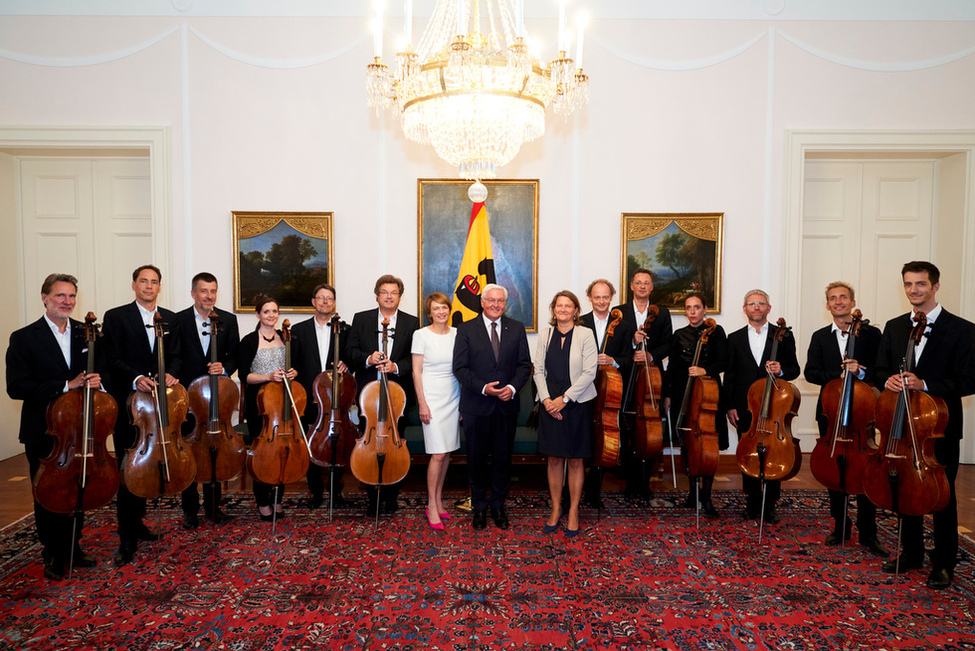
{"left": 0, "top": 490, "right": 973, "bottom": 650}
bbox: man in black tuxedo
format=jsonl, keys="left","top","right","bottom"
{"left": 611, "top": 268, "right": 672, "bottom": 498}
{"left": 453, "top": 283, "right": 532, "bottom": 530}
{"left": 6, "top": 274, "right": 103, "bottom": 580}
{"left": 803, "top": 281, "right": 887, "bottom": 556}
{"left": 580, "top": 278, "right": 634, "bottom": 507}
{"left": 102, "top": 264, "right": 182, "bottom": 566}
{"left": 173, "top": 272, "right": 239, "bottom": 529}
{"left": 292, "top": 283, "right": 351, "bottom": 508}
{"left": 874, "top": 261, "right": 975, "bottom": 590}
{"left": 345, "top": 274, "right": 418, "bottom": 514}
{"left": 725, "top": 289, "right": 800, "bottom": 523}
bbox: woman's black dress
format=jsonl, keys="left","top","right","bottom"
{"left": 537, "top": 328, "right": 593, "bottom": 459}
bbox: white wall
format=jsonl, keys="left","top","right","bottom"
{"left": 1, "top": 10, "right": 974, "bottom": 460}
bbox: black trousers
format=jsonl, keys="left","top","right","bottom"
{"left": 899, "top": 437, "right": 960, "bottom": 570}
{"left": 113, "top": 420, "right": 148, "bottom": 541}
{"left": 26, "top": 439, "right": 82, "bottom": 562}
{"left": 742, "top": 475, "right": 780, "bottom": 513}
{"left": 828, "top": 490, "right": 877, "bottom": 540}
{"left": 464, "top": 410, "right": 518, "bottom": 511}
{"left": 182, "top": 482, "right": 221, "bottom": 515}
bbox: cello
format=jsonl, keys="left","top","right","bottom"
{"left": 122, "top": 312, "right": 197, "bottom": 498}
{"left": 809, "top": 310, "right": 878, "bottom": 496}
{"left": 591, "top": 309, "right": 624, "bottom": 469}
{"left": 675, "top": 318, "right": 720, "bottom": 479}
{"left": 309, "top": 314, "right": 359, "bottom": 505}
{"left": 186, "top": 310, "right": 245, "bottom": 498}
{"left": 628, "top": 306, "right": 664, "bottom": 461}
{"left": 350, "top": 317, "right": 411, "bottom": 496}
{"left": 863, "top": 312, "right": 949, "bottom": 518}
{"left": 249, "top": 319, "right": 311, "bottom": 487}
{"left": 735, "top": 318, "right": 802, "bottom": 484}
{"left": 33, "top": 312, "right": 119, "bottom": 514}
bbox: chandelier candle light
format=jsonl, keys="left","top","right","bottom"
{"left": 367, "top": 0, "right": 590, "bottom": 183}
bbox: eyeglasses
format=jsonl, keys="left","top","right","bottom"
{"left": 483, "top": 298, "right": 506, "bottom": 305}
{"left": 745, "top": 301, "right": 768, "bottom": 308}
{"left": 378, "top": 291, "right": 400, "bottom": 298}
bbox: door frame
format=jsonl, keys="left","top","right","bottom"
{"left": 784, "top": 130, "right": 975, "bottom": 463}
{"left": 0, "top": 126, "right": 173, "bottom": 318}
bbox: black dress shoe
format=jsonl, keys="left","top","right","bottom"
{"left": 860, "top": 537, "right": 890, "bottom": 558}
{"left": 382, "top": 500, "right": 399, "bottom": 514}
{"left": 882, "top": 555, "right": 924, "bottom": 573}
{"left": 682, "top": 493, "right": 697, "bottom": 509}
{"left": 134, "top": 523, "right": 162, "bottom": 542}
{"left": 490, "top": 506, "right": 510, "bottom": 530}
{"left": 206, "top": 509, "right": 231, "bottom": 525}
{"left": 310, "top": 493, "right": 325, "bottom": 509}
{"left": 926, "top": 567, "right": 953, "bottom": 590}
{"left": 702, "top": 502, "right": 720, "bottom": 518}
{"left": 182, "top": 511, "right": 199, "bottom": 530}
{"left": 742, "top": 508, "right": 758, "bottom": 521}
{"left": 824, "top": 531, "right": 849, "bottom": 546}
{"left": 113, "top": 540, "right": 137, "bottom": 567}
{"left": 331, "top": 493, "right": 348, "bottom": 508}
{"left": 43, "top": 558, "right": 65, "bottom": 581}
{"left": 472, "top": 509, "right": 488, "bottom": 530}
{"left": 72, "top": 550, "right": 98, "bottom": 568}
{"left": 764, "top": 508, "right": 781, "bottom": 524}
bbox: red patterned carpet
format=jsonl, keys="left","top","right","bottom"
{"left": 1, "top": 489, "right": 973, "bottom": 650}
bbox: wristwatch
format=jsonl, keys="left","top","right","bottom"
{"left": 562, "top": 395, "right": 570, "bottom": 404}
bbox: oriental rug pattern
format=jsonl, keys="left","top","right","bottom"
{"left": 0, "top": 490, "right": 973, "bottom": 650}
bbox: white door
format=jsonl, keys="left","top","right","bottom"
{"left": 795, "top": 159, "right": 935, "bottom": 448}
{"left": 20, "top": 157, "right": 152, "bottom": 319}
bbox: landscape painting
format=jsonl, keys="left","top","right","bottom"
{"left": 621, "top": 213, "right": 723, "bottom": 313}
{"left": 232, "top": 211, "right": 334, "bottom": 313}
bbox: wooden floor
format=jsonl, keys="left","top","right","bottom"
{"left": 1, "top": 453, "right": 973, "bottom": 535}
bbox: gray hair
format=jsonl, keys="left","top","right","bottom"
{"left": 743, "top": 289, "right": 769, "bottom": 305}
{"left": 481, "top": 283, "right": 508, "bottom": 300}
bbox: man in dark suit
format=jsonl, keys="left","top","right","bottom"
{"left": 173, "top": 272, "right": 239, "bottom": 529}
{"left": 345, "top": 274, "right": 418, "bottom": 514}
{"left": 6, "top": 274, "right": 103, "bottom": 580}
{"left": 453, "top": 283, "right": 532, "bottom": 530}
{"left": 803, "top": 281, "right": 887, "bottom": 556}
{"left": 580, "top": 278, "right": 634, "bottom": 507}
{"left": 102, "top": 264, "right": 182, "bottom": 566}
{"left": 611, "top": 268, "right": 672, "bottom": 498}
{"left": 874, "top": 261, "right": 975, "bottom": 590}
{"left": 725, "top": 289, "right": 800, "bottom": 523}
{"left": 292, "top": 283, "right": 351, "bottom": 508}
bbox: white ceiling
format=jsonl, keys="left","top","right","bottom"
{"left": 1, "top": 0, "right": 974, "bottom": 21}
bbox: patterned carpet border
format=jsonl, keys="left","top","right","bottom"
{"left": 1, "top": 489, "right": 973, "bottom": 651}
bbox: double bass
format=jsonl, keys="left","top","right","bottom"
{"left": 309, "top": 314, "right": 359, "bottom": 471}
{"left": 249, "top": 319, "right": 311, "bottom": 486}
{"left": 591, "top": 309, "right": 624, "bottom": 468}
{"left": 350, "top": 317, "right": 411, "bottom": 490}
{"left": 186, "top": 310, "right": 245, "bottom": 493}
{"left": 627, "top": 306, "right": 664, "bottom": 460}
{"left": 33, "top": 312, "right": 119, "bottom": 514}
{"left": 674, "top": 319, "right": 720, "bottom": 479}
{"left": 809, "top": 310, "right": 877, "bottom": 496}
{"left": 863, "top": 312, "right": 949, "bottom": 517}
{"left": 736, "top": 318, "right": 802, "bottom": 483}
{"left": 122, "top": 312, "right": 197, "bottom": 498}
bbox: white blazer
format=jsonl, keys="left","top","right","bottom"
{"left": 534, "top": 324, "right": 598, "bottom": 404}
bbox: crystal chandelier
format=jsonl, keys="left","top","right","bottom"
{"left": 367, "top": 0, "right": 590, "bottom": 180}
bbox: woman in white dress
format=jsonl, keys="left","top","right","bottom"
{"left": 411, "top": 293, "right": 461, "bottom": 530}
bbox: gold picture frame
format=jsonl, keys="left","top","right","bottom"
{"left": 418, "top": 179, "right": 539, "bottom": 332}
{"left": 621, "top": 212, "right": 724, "bottom": 313}
{"left": 231, "top": 211, "right": 334, "bottom": 313}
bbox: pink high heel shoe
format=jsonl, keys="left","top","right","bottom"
{"left": 426, "top": 508, "right": 444, "bottom": 531}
